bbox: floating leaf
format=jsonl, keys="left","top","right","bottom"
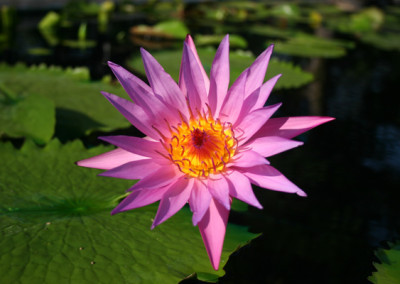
{"left": 0, "top": 91, "right": 55, "bottom": 144}
{"left": 269, "top": 32, "right": 354, "bottom": 58}
{"left": 369, "top": 241, "right": 400, "bottom": 283}
{"left": 0, "top": 140, "right": 256, "bottom": 283}
{"left": 360, "top": 32, "right": 400, "bottom": 51}
{"left": 128, "top": 48, "right": 313, "bottom": 89}
{"left": 0, "top": 63, "right": 130, "bottom": 140}
{"left": 195, "top": 34, "right": 248, "bottom": 49}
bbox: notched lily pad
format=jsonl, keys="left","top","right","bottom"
{"left": 0, "top": 63, "right": 131, "bottom": 141}
{"left": 369, "top": 241, "right": 400, "bottom": 283}
{"left": 0, "top": 140, "right": 256, "bottom": 283}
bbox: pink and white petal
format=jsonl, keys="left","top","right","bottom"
{"left": 179, "top": 35, "right": 210, "bottom": 93}
{"left": 208, "top": 175, "right": 230, "bottom": 210}
{"left": 252, "top": 116, "right": 335, "bottom": 140}
{"left": 98, "top": 159, "right": 161, "bottom": 180}
{"left": 189, "top": 180, "right": 212, "bottom": 226}
{"left": 140, "top": 48, "right": 188, "bottom": 118}
{"left": 218, "top": 70, "right": 248, "bottom": 123}
{"left": 235, "top": 103, "right": 281, "bottom": 146}
{"left": 245, "top": 136, "right": 303, "bottom": 157}
{"left": 101, "top": 92, "right": 163, "bottom": 138}
{"left": 77, "top": 148, "right": 145, "bottom": 170}
{"left": 242, "top": 164, "right": 306, "bottom": 196}
{"left": 208, "top": 35, "right": 230, "bottom": 118}
{"left": 227, "top": 171, "right": 262, "bottom": 209}
{"left": 111, "top": 186, "right": 169, "bottom": 215}
{"left": 198, "top": 197, "right": 230, "bottom": 270}
{"left": 128, "top": 164, "right": 180, "bottom": 191}
{"left": 182, "top": 42, "right": 209, "bottom": 112}
{"left": 231, "top": 150, "right": 269, "bottom": 168}
{"left": 151, "top": 178, "right": 194, "bottom": 228}
{"left": 98, "top": 135, "right": 165, "bottom": 159}
{"left": 244, "top": 45, "right": 274, "bottom": 97}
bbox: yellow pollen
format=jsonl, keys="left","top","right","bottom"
{"left": 164, "top": 114, "right": 237, "bottom": 178}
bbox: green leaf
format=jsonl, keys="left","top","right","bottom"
{"left": 369, "top": 241, "right": 400, "bottom": 284}
{"left": 269, "top": 33, "right": 354, "bottom": 58}
{"left": 0, "top": 90, "right": 55, "bottom": 144}
{"left": 360, "top": 32, "right": 400, "bottom": 51}
{"left": 0, "top": 63, "right": 131, "bottom": 140}
{"left": 195, "top": 34, "right": 248, "bottom": 49}
{"left": 0, "top": 140, "right": 256, "bottom": 283}
{"left": 128, "top": 48, "right": 313, "bottom": 89}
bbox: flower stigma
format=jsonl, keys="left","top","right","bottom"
{"left": 161, "top": 111, "right": 238, "bottom": 178}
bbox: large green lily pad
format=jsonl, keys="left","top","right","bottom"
{"left": 369, "top": 241, "right": 400, "bottom": 284}
{"left": 0, "top": 140, "right": 256, "bottom": 283}
{"left": 0, "top": 63, "right": 131, "bottom": 140}
{"left": 128, "top": 48, "right": 313, "bottom": 89}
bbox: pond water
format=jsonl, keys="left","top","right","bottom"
{"left": 1, "top": 2, "right": 400, "bottom": 283}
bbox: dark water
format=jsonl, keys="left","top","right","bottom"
{"left": 2, "top": 5, "right": 400, "bottom": 284}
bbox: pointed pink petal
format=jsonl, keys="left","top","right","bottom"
{"left": 140, "top": 48, "right": 189, "bottom": 119}
{"left": 98, "top": 135, "right": 165, "bottom": 160}
{"left": 208, "top": 35, "right": 230, "bottom": 117}
{"left": 179, "top": 35, "right": 210, "bottom": 94}
{"left": 101, "top": 92, "right": 161, "bottom": 139}
{"left": 151, "top": 178, "right": 194, "bottom": 228}
{"left": 189, "top": 180, "right": 212, "bottom": 226}
{"left": 198, "top": 197, "right": 229, "bottom": 270}
{"left": 245, "top": 136, "right": 304, "bottom": 157}
{"left": 182, "top": 42, "right": 208, "bottom": 112}
{"left": 241, "top": 164, "right": 306, "bottom": 196}
{"left": 99, "top": 159, "right": 161, "bottom": 180}
{"left": 226, "top": 171, "right": 262, "bottom": 209}
{"left": 231, "top": 150, "right": 269, "bottom": 168}
{"left": 219, "top": 69, "right": 248, "bottom": 123}
{"left": 128, "top": 165, "right": 180, "bottom": 191}
{"left": 108, "top": 61, "right": 181, "bottom": 126}
{"left": 111, "top": 186, "right": 169, "bottom": 214}
{"left": 77, "top": 148, "right": 145, "bottom": 170}
{"left": 244, "top": 45, "right": 274, "bottom": 98}
{"left": 246, "top": 74, "right": 281, "bottom": 113}
{"left": 236, "top": 103, "right": 281, "bottom": 146}
{"left": 252, "top": 116, "right": 335, "bottom": 140}
{"left": 208, "top": 175, "right": 230, "bottom": 210}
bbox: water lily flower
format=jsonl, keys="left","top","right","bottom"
{"left": 78, "top": 35, "right": 334, "bottom": 270}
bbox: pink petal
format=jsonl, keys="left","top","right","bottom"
{"left": 77, "top": 148, "right": 145, "bottom": 170}
{"left": 245, "top": 136, "right": 304, "bottom": 157}
{"left": 247, "top": 74, "right": 281, "bottom": 112}
{"left": 244, "top": 45, "right": 274, "bottom": 98}
{"left": 236, "top": 103, "right": 282, "bottom": 146}
{"left": 198, "top": 197, "right": 230, "bottom": 270}
{"left": 98, "top": 135, "right": 165, "bottom": 160}
{"left": 111, "top": 186, "right": 169, "bottom": 215}
{"left": 252, "top": 116, "right": 335, "bottom": 140}
{"left": 101, "top": 92, "right": 161, "bottom": 139}
{"left": 151, "top": 178, "right": 194, "bottom": 228}
{"left": 179, "top": 35, "right": 210, "bottom": 94}
{"left": 231, "top": 150, "right": 269, "bottom": 168}
{"left": 208, "top": 175, "right": 231, "bottom": 210}
{"left": 219, "top": 69, "right": 248, "bottom": 123}
{"left": 128, "top": 164, "right": 180, "bottom": 191}
{"left": 99, "top": 159, "right": 161, "bottom": 180}
{"left": 140, "top": 48, "right": 189, "bottom": 119}
{"left": 208, "top": 35, "right": 230, "bottom": 118}
{"left": 226, "top": 171, "right": 262, "bottom": 209}
{"left": 189, "top": 180, "right": 212, "bottom": 226}
{"left": 241, "top": 164, "right": 306, "bottom": 196}
{"left": 182, "top": 42, "right": 208, "bottom": 113}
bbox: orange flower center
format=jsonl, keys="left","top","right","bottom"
{"left": 164, "top": 113, "right": 238, "bottom": 178}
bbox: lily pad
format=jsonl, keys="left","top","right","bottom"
{"left": 128, "top": 48, "right": 313, "bottom": 89}
{"left": 0, "top": 63, "right": 131, "bottom": 140}
{"left": 369, "top": 241, "right": 400, "bottom": 283}
{"left": 0, "top": 90, "right": 55, "bottom": 144}
{"left": 0, "top": 140, "right": 256, "bottom": 283}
